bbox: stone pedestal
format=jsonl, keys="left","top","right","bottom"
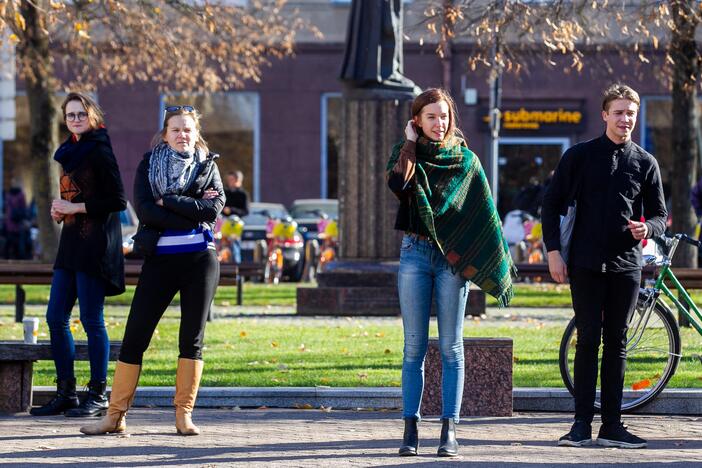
{"left": 297, "top": 260, "right": 486, "bottom": 316}
{"left": 421, "top": 337, "right": 513, "bottom": 417}
{"left": 337, "top": 97, "right": 411, "bottom": 260}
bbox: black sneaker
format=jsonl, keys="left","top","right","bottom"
{"left": 597, "top": 422, "right": 647, "bottom": 449}
{"left": 558, "top": 420, "right": 592, "bottom": 447}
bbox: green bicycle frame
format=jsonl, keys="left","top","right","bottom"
{"left": 654, "top": 263, "right": 702, "bottom": 335}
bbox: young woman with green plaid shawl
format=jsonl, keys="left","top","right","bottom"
{"left": 387, "top": 88, "right": 514, "bottom": 458}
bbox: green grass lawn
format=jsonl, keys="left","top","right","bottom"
{"left": 0, "top": 283, "right": 308, "bottom": 307}
{"left": 1, "top": 308, "right": 699, "bottom": 389}
{"left": 6, "top": 281, "right": 702, "bottom": 309}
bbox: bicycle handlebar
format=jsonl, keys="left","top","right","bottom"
{"left": 675, "top": 233, "right": 702, "bottom": 248}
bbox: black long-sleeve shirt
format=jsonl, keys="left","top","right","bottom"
{"left": 223, "top": 188, "right": 249, "bottom": 217}
{"left": 542, "top": 134, "right": 667, "bottom": 273}
{"left": 386, "top": 140, "right": 431, "bottom": 236}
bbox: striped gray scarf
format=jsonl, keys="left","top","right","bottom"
{"left": 148, "top": 142, "right": 205, "bottom": 199}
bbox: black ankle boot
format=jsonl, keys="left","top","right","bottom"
{"left": 398, "top": 417, "right": 419, "bottom": 456}
{"left": 438, "top": 418, "right": 458, "bottom": 457}
{"left": 29, "top": 378, "right": 80, "bottom": 416}
{"left": 65, "top": 380, "right": 108, "bottom": 417}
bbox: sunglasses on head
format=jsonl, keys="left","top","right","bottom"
{"left": 165, "top": 105, "right": 195, "bottom": 113}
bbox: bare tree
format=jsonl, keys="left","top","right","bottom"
{"left": 0, "top": 0, "right": 310, "bottom": 260}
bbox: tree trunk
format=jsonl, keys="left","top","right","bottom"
{"left": 19, "top": 0, "right": 59, "bottom": 261}
{"left": 670, "top": 0, "right": 700, "bottom": 326}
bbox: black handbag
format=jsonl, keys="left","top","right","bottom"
{"left": 131, "top": 225, "right": 161, "bottom": 257}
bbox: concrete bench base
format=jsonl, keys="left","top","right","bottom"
{"left": 0, "top": 341, "right": 121, "bottom": 413}
{"left": 0, "top": 361, "right": 33, "bottom": 413}
{"left": 422, "top": 337, "right": 513, "bottom": 417}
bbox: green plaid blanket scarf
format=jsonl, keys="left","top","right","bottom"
{"left": 387, "top": 136, "right": 515, "bottom": 307}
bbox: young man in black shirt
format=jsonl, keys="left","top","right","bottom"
{"left": 542, "top": 84, "right": 667, "bottom": 449}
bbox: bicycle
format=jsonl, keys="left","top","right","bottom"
{"left": 263, "top": 216, "right": 299, "bottom": 284}
{"left": 558, "top": 233, "right": 702, "bottom": 411}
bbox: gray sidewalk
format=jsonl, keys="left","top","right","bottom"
{"left": 0, "top": 409, "right": 700, "bottom": 467}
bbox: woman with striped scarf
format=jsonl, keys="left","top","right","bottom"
{"left": 81, "top": 105, "right": 224, "bottom": 436}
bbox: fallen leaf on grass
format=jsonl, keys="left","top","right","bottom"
{"left": 384, "top": 349, "right": 391, "bottom": 354}
{"left": 271, "top": 341, "right": 279, "bottom": 348}
{"left": 375, "top": 332, "right": 385, "bottom": 338}
{"left": 357, "top": 373, "right": 368, "bottom": 380}
{"left": 319, "top": 377, "right": 331, "bottom": 384}
{"left": 632, "top": 379, "right": 651, "bottom": 391}
{"left": 239, "top": 331, "right": 248, "bottom": 338}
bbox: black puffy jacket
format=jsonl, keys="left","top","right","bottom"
{"left": 133, "top": 151, "right": 225, "bottom": 233}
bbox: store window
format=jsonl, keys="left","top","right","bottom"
{"left": 160, "top": 92, "right": 260, "bottom": 200}
{"left": 321, "top": 93, "right": 342, "bottom": 199}
{"left": 497, "top": 137, "right": 569, "bottom": 217}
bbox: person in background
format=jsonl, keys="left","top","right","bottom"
{"left": 4, "top": 178, "right": 30, "bottom": 259}
{"left": 690, "top": 177, "right": 702, "bottom": 263}
{"left": 223, "top": 171, "right": 249, "bottom": 218}
{"left": 222, "top": 171, "right": 249, "bottom": 263}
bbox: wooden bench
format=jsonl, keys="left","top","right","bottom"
{"left": 0, "top": 260, "right": 265, "bottom": 323}
{"left": 0, "top": 341, "right": 121, "bottom": 413}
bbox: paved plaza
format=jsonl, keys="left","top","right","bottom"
{"left": 0, "top": 409, "right": 699, "bottom": 467}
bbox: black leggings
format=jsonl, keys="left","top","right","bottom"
{"left": 569, "top": 266, "right": 640, "bottom": 425}
{"left": 119, "top": 249, "right": 219, "bottom": 364}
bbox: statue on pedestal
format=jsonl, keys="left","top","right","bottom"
{"left": 340, "top": 0, "right": 419, "bottom": 95}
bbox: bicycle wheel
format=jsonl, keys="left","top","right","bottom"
{"left": 559, "top": 298, "right": 681, "bottom": 412}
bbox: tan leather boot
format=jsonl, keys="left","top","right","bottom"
{"left": 80, "top": 361, "right": 141, "bottom": 435}
{"left": 174, "top": 358, "right": 204, "bottom": 436}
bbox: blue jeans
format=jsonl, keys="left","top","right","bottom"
{"left": 398, "top": 235, "right": 469, "bottom": 422}
{"left": 46, "top": 269, "right": 108, "bottom": 381}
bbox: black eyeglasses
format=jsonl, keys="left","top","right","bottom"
{"left": 165, "top": 105, "right": 195, "bottom": 113}
{"left": 66, "top": 112, "right": 88, "bottom": 122}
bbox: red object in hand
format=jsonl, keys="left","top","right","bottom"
{"left": 640, "top": 216, "right": 647, "bottom": 247}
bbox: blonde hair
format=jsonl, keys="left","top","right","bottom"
{"left": 151, "top": 106, "right": 209, "bottom": 154}
{"left": 61, "top": 92, "right": 105, "bottom": 130}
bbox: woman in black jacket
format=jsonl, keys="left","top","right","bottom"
{"left": 81, "top": 105, "right": 224, "bottom": 436}
{"left": 31, "top": 92, "right": 127, "bottom": 417}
